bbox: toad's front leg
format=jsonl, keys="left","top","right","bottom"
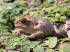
{"left": 12, "top": 29, "right": 24, "bottom": 35}
{"left": 24, "top": 31, "right": 44, "bottom": 39}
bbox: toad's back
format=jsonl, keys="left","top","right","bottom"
{"left": 28, "top": 17, "right": 54, "bottom": 35}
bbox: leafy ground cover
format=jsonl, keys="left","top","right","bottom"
{"left": 0, "top": 0, "right": 70, "bottom": 52}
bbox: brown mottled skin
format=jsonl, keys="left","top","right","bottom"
{"left": 12, "top": 17, "right": 66, "bottom": 39}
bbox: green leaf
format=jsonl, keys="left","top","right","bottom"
{"left": 5, "top": 38, "right": 14, "bottom": 46}
{"left": 10, "top": 34, "right": 18, "bottom": 39}
{"left": 59, "top": 25, "right": 64, "bottom": 30}
{"left": 0, "top": 4, "right": 3, "bottom": 6}
{"left": 40, "top": 43, "right": 47, "bottom": 46}
{"left": 30, "top": 41, "right": 40, "bottom": 48}
{"left": 0, "top": 18, "right": 7, "bottom": 23}
{"left": 4, "top": 0, "right": 11, "bottom": 2}
{"left": 5, "top": 38, "right": 16, "bottom": 49}
{"left": 0, "top": 39, "right": 3, "bottom": 42}
{"left": 0, "top": 34, "right": 2, "bottom": 36}
{"left": 13, "top": 37, "right": 22, "bottom": 41}
{"left": 29, "top": 12, "right": 37, "bottom": 16}
{"left": 23, "top": 11, "right": 28, "bottom": 15}
{"left": 59, "top": 43, "right": 70, "bottom": 52}
{"left": 63, "top": 0, "right": 68, "bottom": 2}
{"left": 1, "top": 49, "right": 6, "bottom": 52}
{"left": 60, "top": 8, "right": 65, "bottom": 15}
{"left": 61, "top": 16, "right": 67, "bottom": 20}
{"left": 21, "top": 45, "right": 30, "bottom": 52}
{"left": 47, "top": 0, "right": 54, "bottom": 3}
{"left": 45, "top": 37, "right": 53, "bottom": 39}
{"left": 0, "top": 0, "right": 3, "bottom": 3}
{"left": 0, "top": 48, "right": 2, "bottom": 52}
{"left": 20, "top": 35, "right": 25, "bottom": 38}
{"left": 33, "top": 45, "right": 45, "bottom": 52}
{"left": 46, "top": 37, "right": 57, "bottom": 48}
{"left": 4, "top": 36, "right": 9, "bottom": 39}
{"left": 19, "top": 39, "right": 30, "bottom": 45}
{"left": 46, "top": 49, "right": 55, "bottom": 52}
{"left": 58, "top": 38, "right": 70, "bottom": 41}
{"left": 5, "top": 45, "right": 16, "bottom": 49}
{"left": 12, "top": 42, "right": 18, "bottom": 46}
{"left": 55, "top": 13, "right": 60, "bottom": 18}
{"left": 1, "top": 32, "right": 10, "bottom": 34}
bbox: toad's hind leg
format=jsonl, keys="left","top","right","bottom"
{"left": 24, "top": 31, "right": 44, "bottom": 39}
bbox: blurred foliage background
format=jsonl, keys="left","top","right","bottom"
{"left": 0, "top": 0, "right": 70, "bottom": 34}
{"left": 0, "top": 0, "right": 70, "bottom": 52}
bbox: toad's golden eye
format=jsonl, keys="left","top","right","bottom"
{"left": 20, "top": 19, "right": 27, "bottom": 24}
{"left": 20, "top": 19, "right": 31, "bottom": 26}
{"left": 36, "top": 23, "right": 38, "bottom": 25}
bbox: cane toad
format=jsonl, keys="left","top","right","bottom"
{"left": 12, "top": 17, "right": 66, "bottom": 39}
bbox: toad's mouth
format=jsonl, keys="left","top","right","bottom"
{"left": 15, "top": 24, "right": 28, "bottom": 27}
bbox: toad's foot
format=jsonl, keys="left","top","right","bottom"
{"left": 12, "top": 29, "right": 24, "bottom": 35}
{"left": 24, "top": 36, "right": 29, "bottom": 39}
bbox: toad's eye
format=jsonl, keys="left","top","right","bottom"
{"left": 20, "top": 19, "right": 27, "bottom": 24}
{"left": 36, "top": 23, "right": 38, "bottom": 25}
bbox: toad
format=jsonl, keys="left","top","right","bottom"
{"left": 12, "top": 17, "right": 66, "bottom": 39}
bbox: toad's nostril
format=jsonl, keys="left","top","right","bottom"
{"left": 14, "top": 20, "right": 18, "bottom": 24}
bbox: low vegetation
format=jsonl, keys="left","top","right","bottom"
{"left": 0, "top": 0, "right": 70, "bottom": 52}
